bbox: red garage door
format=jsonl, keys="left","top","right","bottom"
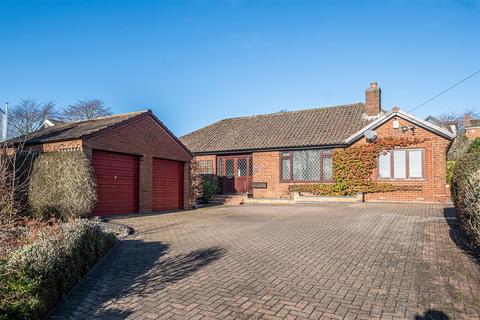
{"left": 92, "top": 150, "right": 139, "bottom": 215}
{"left": 153, "top": 158, "right": 184, "bottom": 211}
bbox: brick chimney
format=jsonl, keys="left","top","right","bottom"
{"left": 365, "top": 82, "right": 381, "bottom": 116}
{"left": 465, "top": 113, "right": 471, "bottom": 128}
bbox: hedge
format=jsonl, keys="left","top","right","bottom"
{"left": 201, "top": 174, "right": 220, "bottom": 203}
{"left": 0, "top": 219, "right": 117, "bottom": 320}
{"left": 28, "top": 151, "right": 96, "bottom": 220}
{"left": 451, "top": 152, "right": 480, "bottom": 248}
{"left": 467, "top": 138, "right": 480, "bottom": 154}
{"left": 446, "top": 160, "right": 456, "bottom": 184}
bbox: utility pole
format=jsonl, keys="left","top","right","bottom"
{"left": 1, "top": 102, "right": 8, "bottom": 142}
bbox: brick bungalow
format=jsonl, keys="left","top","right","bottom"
{"left": 16, "top": 110, "right": 192, "bottom": 215}
{"left": 181, "top": 83, "right": 455, "bottom": 203}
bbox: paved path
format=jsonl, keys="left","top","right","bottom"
{"left": 51, "top": 203, "right": 480, "bottom": 320}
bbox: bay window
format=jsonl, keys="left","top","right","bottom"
{"left": 378, "top": 149, "right": 424, "bottom": 179}
{"left": 280, "top": 149, "right": 333, "bottom": 182}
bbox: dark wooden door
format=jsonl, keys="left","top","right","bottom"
{"left": 218, "top": 156, "right": 252, "bottom": 194}
{"left": 153, "top": 158, "right": 184, "bottom": 211}
{"left": 92, "top": 150, "right": 139, "bottom": 216}
{"left": 223, "top": 159, "right": 235, "bottom": 193}
{"left": 234, "top": 158, "right": 249, "bottom": 193}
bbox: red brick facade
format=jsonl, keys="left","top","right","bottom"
{"left": 466, "top": 127, "right": 480, "bottom": 140}
{"left": 84, "top": 114, "right": 192, "bottom": 213}
{"left": 21, "top": 139, "right": 83, "bottom": 153}
{"left": 353, "top": 116, "right": 450, "bottom": 203}
{"left": 23, "top": 113, "right": 192, "bottom": 213}
{"left": 194, "top": 155, "right": 217, "bottom": 174}
{"left": 193, "top": 116, "right": 452, "bottom": 203}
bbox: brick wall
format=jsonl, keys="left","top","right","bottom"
{"left": 253, "top": 151, "right": 286, "bottom": 198}
{"left": 194, "top": 155, "right": 217, "bottom": 174}
{"left": 84, "top": 114, "right": 192, "bottom": 213}
{"left": 353, "top": 116, "right": 451, "bottom": 203}
{"left": 249, "top": 116, "right": 451, "bottom": 203}
{"left": 252, "top": 151, "right": 317, "bottom": 199}
{"left": 20, "top": 140, "right": 83, "bottom": 153}
{"left": 466, "top": 127, "right": 480, "bottom": 140}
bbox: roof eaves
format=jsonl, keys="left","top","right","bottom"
{"left": 191, "top": 143, "right": 348, "bottom": 155}
{"left": 80, "top": 110, "right": 150, "bottom": 141}
{"left": 344, "top": 109, "right": 456, "bottom": 144}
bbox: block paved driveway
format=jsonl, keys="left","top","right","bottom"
{"left": 51, "top": 203, "right": 480, "bottom": 320}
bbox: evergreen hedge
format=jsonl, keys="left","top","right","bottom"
{"left": 0, "top": 219, "right": 117, "bottom": 320}
{"left": 451, "top": 152, "right": 480, "bottom": 248}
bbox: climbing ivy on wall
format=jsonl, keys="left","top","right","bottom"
{"left": 289, "top": 137, "right": 427, "bottom": 196}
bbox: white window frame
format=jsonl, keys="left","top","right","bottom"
{"left": 378, "top": 148, "right": 425, "bottom": 180}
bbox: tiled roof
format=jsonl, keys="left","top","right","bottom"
{"left": 181, "top": 103, "right": 375, "bottom": 154}
{"left": 14, "top": 110, "right": 149, "bottom": 145}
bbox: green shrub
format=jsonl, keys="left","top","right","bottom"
{"left": 28, "top": 151, "right": 96, "bottom": 220}
{"left": 467, "top": 138, "right": 480, "bottom": 154}
{"left": 0, "top": 219, "right": 117, "bottom": 320}
{"left": 446, "top": 160, "right": 456, "bottom": 184}
{"left": 201, "top": 175, "right": 220, "bottom": 203}
{"left": 451, "top": 153, "right": 480, "bottom": 248}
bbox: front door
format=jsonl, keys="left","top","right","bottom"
{"left": 218, "top": 155, "right": 252, "bottom": 194}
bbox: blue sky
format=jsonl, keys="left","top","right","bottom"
{"left": 0, "top": 0, "right": 479, "bottom": 136}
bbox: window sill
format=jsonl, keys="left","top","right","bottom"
{"left": 279, "top": 180, "right": 335, "bottom": 184}
{"left": 377, "top": 178, "right": 426, "bottom": 181}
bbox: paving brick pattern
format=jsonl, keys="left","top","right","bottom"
{"left": 51, "top": 203, "right": 480, "bottom": 320}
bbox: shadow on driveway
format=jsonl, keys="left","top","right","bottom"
{"left": 443, "top": 207, "right": 480, "bottom": 264}
{"left": 51, "top": 239, "right": 226, "bottom": 319}
{"left": 415, "top": 309, "right": 450, "bottom": 319}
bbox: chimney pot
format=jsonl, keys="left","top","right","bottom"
{"left": 370, "top": 82, "right": 378, "bottom": 88}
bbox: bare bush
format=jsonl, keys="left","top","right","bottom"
{"left": 190, "top": 160, "right": 203, "bottom": 206}
{"left": 28, "top": 151, "right": 96, "bottom": 220}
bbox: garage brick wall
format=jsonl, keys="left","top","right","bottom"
{"left": 84, "top": 114, "right": 192, "bottom": 213}
{"left": 22, "top": 140, "right": 83, "bottom": 153}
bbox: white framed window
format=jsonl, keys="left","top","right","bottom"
{"left": 408, "top": 150, "right": 423, "bottom": 178}
{"left": 378, "top": 152, "right": 391, "bottom": 179}
{"left": 378, "top": 149, "right": 424, "bottom": 179}
{"left": 393, "top": 150, "right": 406, "bottom": 179}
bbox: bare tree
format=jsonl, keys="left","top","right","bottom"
{"left": 60, "top": 99, "right": 111, "bottom": 121}
{"left": 436, "top": 109, "right": 480, "bottom": 133}
{"left": 0, "top": 139, "right": 36, "bottom": 225}
{"left": 8, "top": 99, "right": 57, "bottom": 137}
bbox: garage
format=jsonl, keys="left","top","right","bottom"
{"left": 153, "top": 158, "right": 185, "bottom": 211}
{"left": 21, "top": 110, "right": 192, "bottom": 215}
{"left": 92, "top": 150, "right": 139, "bottom": 215}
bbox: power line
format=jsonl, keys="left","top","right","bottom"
{"left": 408, "top": 69, "right": 480, "bottom": 113}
